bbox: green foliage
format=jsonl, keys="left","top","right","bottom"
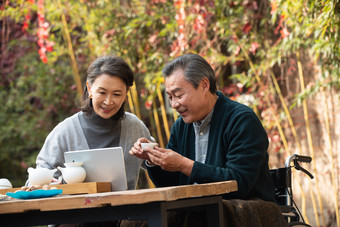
{"left": 1, "top": 0, "right": 339, "bottom": 187}
{"left": 0, "top": 17, "right": 78, "bottom": 186}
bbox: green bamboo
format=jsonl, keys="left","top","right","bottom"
{"left": 237, "top": 38, "right": 313, "bottom": 224}
{"left": 55, "top": 0, "right": 83, "bottom": 102}
{"left": 239, "top": 48, "right": 314, "bottom": 225}
{"left": 269, "top": 71, "right": 302, "bottom": 153}
{"left": 127, "top": 90, "right": 135, "bottom": 115}
{"left": 297, "top": 51, "right": 324, "bottom": 227}
{"left": 237, "top": 40, "right": 290, "bottom": 154}
{"left": 156, "top": 86, "right": 170, "bottom": 141}
{"left": 79, "top": 2, "right": 95, "bottom": 59}
{"left": 1, "top": 2, "right": 8, "bottom": 49}
{"left": 172, "top": 109, "right": 178, "bottom": 122}
{"left": 269, "top": 70, "right": 309, "bottom": 221}
{"left": 148, "top": 109, "right": 158, "bottom": 145}
{"left": 145, "top": 103, "right": 159, "bottom": 190}
{"left": 152, "top": 100, "right": 165, "bottom": 148}
{"left": 297, "top": 181, "right": 310, "bottom": 224}
{"left": 322, "top": 88, "right": 340, "bottom": 227}
{"left": 144, "top": 169, "right": 155, "bottom": 189}
{"left": 131, "top": 83, "right": 141, "bottom": 119}
{"left": 310, "top": 189, "right": 320, "bottom": 227}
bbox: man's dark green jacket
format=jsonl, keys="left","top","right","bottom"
{"left": 147, "top": 91, "right": 277, "bottom": 203}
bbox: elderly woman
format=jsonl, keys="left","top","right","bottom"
{"left": 36, "top": 56, "right": 152, "bottom": 191}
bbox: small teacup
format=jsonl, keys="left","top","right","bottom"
{"left": 0, "top": 178, "right": 12, "bottom": 189}
{"left": 141, "top": 143, "right": 158, "bottom": 151}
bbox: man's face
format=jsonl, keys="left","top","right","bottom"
{"left": 165, "top": 70, "right": 208, "bottom": 123}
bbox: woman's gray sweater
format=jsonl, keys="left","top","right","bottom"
{"left": 36, "top": 111, "right": 152, "bottom": 190}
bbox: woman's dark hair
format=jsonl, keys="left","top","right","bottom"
{"left": 81, "top": 56, "right": 134, "bottom": 119}
{"left": 162, "top": 53, "right": 217, "bottom": 93}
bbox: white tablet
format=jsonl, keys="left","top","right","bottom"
{"left": 64, "top": 147, "right": 128, "bottom": 191}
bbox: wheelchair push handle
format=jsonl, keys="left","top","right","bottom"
{"left": 294, "top": 154, "right": 312, "bottom": 163}
{"left": 285, "top": 154, "right": 311, "bottom": 167}
{"left": 285, "top": 154, "right": 314, "bottom": 179}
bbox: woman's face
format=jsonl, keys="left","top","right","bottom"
{"left": 87, "top": 74, "right": 128, "bottom": 119}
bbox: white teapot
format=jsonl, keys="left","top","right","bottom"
{"left": 28, "top": 167, "right": 57, "bottom": 186}
{"left": 57, "top": 162, "right": 86, "bottom": 184}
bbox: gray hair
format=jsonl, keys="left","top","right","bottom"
{"left": 162, "top": 53, "right": 217, "bottom": 93}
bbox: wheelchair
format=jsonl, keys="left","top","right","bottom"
{"left": 270, "top": 154, "right": 314, "bottom": 227}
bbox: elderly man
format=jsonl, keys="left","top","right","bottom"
{"left": 130, "top": 53, "right": 276, "bottom": 202}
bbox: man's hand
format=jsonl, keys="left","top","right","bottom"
{"left": 146, "top": 147, "right": 194, "bottom": 177}
{"left": 129, "top": 137, "right": 156, "bottom": 165}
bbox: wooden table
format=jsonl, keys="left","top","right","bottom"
{"left": 0, "top": 180, "right": 237, "bottom": 227}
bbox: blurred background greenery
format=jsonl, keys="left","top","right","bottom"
{"left": 0, "top": 0, "right": 339, "bottom": 226}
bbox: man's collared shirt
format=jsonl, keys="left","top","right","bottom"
{"left": 193, "top": 107, "right": 214, "bottom": 163}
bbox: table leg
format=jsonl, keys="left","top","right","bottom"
{"left": 206, "top": 199, "right": 224, "bottom": 227}
{"left": 147, "top": 202, "right": 168, "bottom": 227}
{"left": 165, "top": 195, "right": 224, "bottom": 227}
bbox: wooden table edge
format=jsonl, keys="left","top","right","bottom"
{"left": 0, "top": 180, "right": 238, "bottom": 214}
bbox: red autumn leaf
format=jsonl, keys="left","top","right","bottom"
{"left": 45, "top": 45, "right": 53, "bottom": 52}
{"left": 249, "top": 42, "right": 259, "bottom": 55}
{"left": 280, "top": 27, "right": 289, "bottom": 38}
{"left": 21, "top": 22, "right": 29, "bottom": 31}
{"left": 145, "top": 100, "right": 153, "bottom": 110}
{"left": 271, "top": 0, "right": 278, "bottom": 15}
{"left": 21, "top": 161, "right": 28, "bottom": 169}
{"left": 45, "top": 40, "right": 55, "bottom": 52}
{"left": 41, "top": 55, "right": 48, "bottom": 63}
{"left": 242, "top": 22, "right": 252, "bottom": 34}
{"left": 234, "top": 46, "right": 241, "bottom": 55}
{"left": 230, "top": 35, "right": 238, "bottom": 43}
{"left": 37, "top": 38, "right": 44, "bottom": 47}
{"left": 38, "top": 46, "right": 46, "bottom": 55}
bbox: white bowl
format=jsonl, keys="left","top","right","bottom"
{"left": 141, "top": 143, "right": 158, "bottom": 151}
{"left": 0, "top": 178, "right": 12, "bottom": 189}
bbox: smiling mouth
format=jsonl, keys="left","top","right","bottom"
{"left": 177, "top": 109, "right": 187, "bottom": 115}
{"left": 100, "top": 106, "right": 113, "bottom": 113}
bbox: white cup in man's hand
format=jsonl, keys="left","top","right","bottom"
{"left": 141, "top": 143, "right": 157, "bottom": 151}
